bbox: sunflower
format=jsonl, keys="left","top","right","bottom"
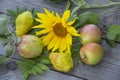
{"left": 33, "top": 8, "right": 80, "bottom": 53}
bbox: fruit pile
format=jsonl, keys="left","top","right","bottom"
{"left": 1, "top": 1, "right": 119, "bottom": 79}
{"left": 79, "top": 24, "right": 104, "bottom": 65}
{"left": 16, "top": 10, "right": 104, "bottom": 73}
{"left": 16, "top": 11, "right": 44, "bottom": 58}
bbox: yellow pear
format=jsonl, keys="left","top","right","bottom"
{"left": 49, "top": 52, "right": 73, "bottom": 72}
{"left": 16, "top": 11, "right": 34, "bottom": 37}
{"left": 18, "top": 35, "right": 43, "bottom": 58}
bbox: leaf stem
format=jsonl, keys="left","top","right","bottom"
{"left": 94, "top": 0, "right": 102, "bottom": 7}
{"left": 81, "top": 2, "right": 120, "bottom": 9}
{"left": 71, "top": 2, "right": 86, "bottom": 15}
{"left": 71, "top": 0, "right": 120, "bottom": 12}
{"left": 64, "top": 0, "right": 71, "bottom": 11}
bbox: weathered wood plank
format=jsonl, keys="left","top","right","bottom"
{"left": 0, "top": 0, "right": 66, "bottom": 14}
{"left": 0, "top": 71, "right": 22, "bottom": 80}
{"left": 0, "top": 63, "right": 83, "bottom": 80}
{"left": 0, "top": 0, "right": 120, "bottom": 80}
{"left": 100, "top": 10, "right": 120, "bottom": 30}
{"left": 69, "top": 41, "right": 120, "bottom": 80}
{"left": 0, "top": 64, "right": 9, "bottom": 75}
{"left": 0, "top": 1, "right": 84, "bottom": 80}
{"left": 0, "top": 43, "right": 85, "bottom": 80}
{"left": 28, "top": 70, "right": 83, "bottom": 80}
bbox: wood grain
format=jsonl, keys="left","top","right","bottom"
{"left": 0, "top": 69, "right": 83, "bottom": 80}
{"left": 0, "top": 0, "right": 120, "bottom": 80}
{"left": 28, "top": 70, "right": 83, "bottom": 80}
{"left": 69, "top": 40, "right": 120, "bottom": 80}
{"left": 0, "top": 0, "right": 66, "bottom": 14}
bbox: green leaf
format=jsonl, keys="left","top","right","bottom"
{"left": 40, "top": 57, "right": 51, "bottom": 64}
{"left": 0, "top": 14, "right": 10, "bottom": 35}
{"left": 0, "top": 56, "right": 7, "bottom": 64}
{"left": 30, "top": 69, "right": 38, "bottom": 75}
{"left": 33, "top": 65, "right": 44, "bottom": 74}
{"left": 0, "top": 14, "right": 16, "bottom": 64}
{"left": 17, "top": 55, "right": 50, "bottom": 80}
{"left": 0, "top": 42, "right": 15, "bottom": 64}
{"left": 5, "top": 42, "right": 15, "bottom": 57}
{"left": 38, "top": 63, "right": 50, "bottom": 71}
{"left": 74, "top": 11, "right": 99, "bottom": 28}
{"left": 17, "top": 61, "right": 32, "bottom": 71}
{"left": 0, "top": 38, "right": 10, "bottom": 46}
{"left": 105, "top": 39, "right": 116, "bottom": 48}
{"left": 7, "top": 10, "right": 17, "bottom": 16}
{"left": 64, "top": 0, "right": 71, "bottom": 11}
{"left": 20, "top": 7, "right": 27, "bottom": 14}
{"left": 106, "top": 25, "right": 120, "bottom": 41}
{"left": 106, "top": 25, "right": 120, "bottom": 47}
{"left": 23, "top": 73, "right": 29, "bottom": 80}
{"left": 22, "top": 58, "right": 36, "bottom": 65}
{"left": 71, "top": 37, "right": 82, "bottom": 63}
{"left": 34, "top": 55, "right": 51, "bottom": 65}
{"left": 117, "top": 35, "right": 120, "bottom": 41}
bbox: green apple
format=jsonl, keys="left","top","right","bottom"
{"left": 80, "top": 42, "right": 104, "bottom": 65}
{"left": 18, "top": 35, "right": 43, "bottom": 58}
{"left": 80, "top": 24, "right": 102, "bottom": 45}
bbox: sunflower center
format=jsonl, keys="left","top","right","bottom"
{"left": 53, "top": 23, "right": 67, "bottom": 37}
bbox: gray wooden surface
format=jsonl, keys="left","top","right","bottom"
{"left": 0, "top": 0, "right": 120, "bottom": 80}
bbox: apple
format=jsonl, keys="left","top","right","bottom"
{"left": 18, "top": 35, "right": 43, "bottom": 58}
{"left": 80, "top": 24, "right": 102, "bottom": 45}
{"left": 49, "top": 52, "right": 73, "bottom": 72}
{"left": 80, "top": 42, "right": 104, "bottom": 65}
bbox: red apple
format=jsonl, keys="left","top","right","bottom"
{"left": 80, "top": 24, "right": 102, "bottom": 45}
{"left": 80, "top": 42, "right": 104, "bottom": 65}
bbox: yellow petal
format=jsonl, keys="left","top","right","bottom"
{"left": 62, "top": 10, "right": 70, "bottom": 28}
{"left": 66, "top": 44, "right": 71, "bottom": 55}
{"left": 59, "top": 38, "right": 67, "bottom": 53}
{"left": 67, "top": 19, "right": 76, "bottom": 26}
{"left": 44, "top": 8, "right": 56, "bottom": 21}
{"left": 62, "top": 10, "right": 70, "bottom": 23}
{"left": 52, "top": 37, "right": 61, "bottom": 52}
{"left": 36, "top": 28, "right": 52, "bottom": 35}
{"left": 44, "top": 8, "right": 51, "bottom": 14}
{"left": 67, "top": 27, "right": 80, "bottom": 36}
{"left": 56, "top": 12, "right": 61, "bottom": 22}
{"left": 65, "top": 34, "right": 72, "bottom": 45}
{"left": 37, "top": 13, "right": 55, "bottom": 25}
{"left": 64, "top": 35, "right": 71, "bottom": 54}
{"left": 33, "top": 25, "right": 45, "bottom": 28}
{"left": 37, "top": 13, "right": 48, "bottom": 19}
{"left": 35, "top": 19, "right": 54, "bottom": 27}
{"left": 47, "top": 35, "right": 58, "bottom": 50}
{"left": 35, "top": 18, "right": 42, "bottom": 23}
{"left": 43, "top": 32, "right": 54, "bottom": 46}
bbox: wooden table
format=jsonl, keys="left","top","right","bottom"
{"left": 0, "top": 0, "right": 120, "bottom": 80}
